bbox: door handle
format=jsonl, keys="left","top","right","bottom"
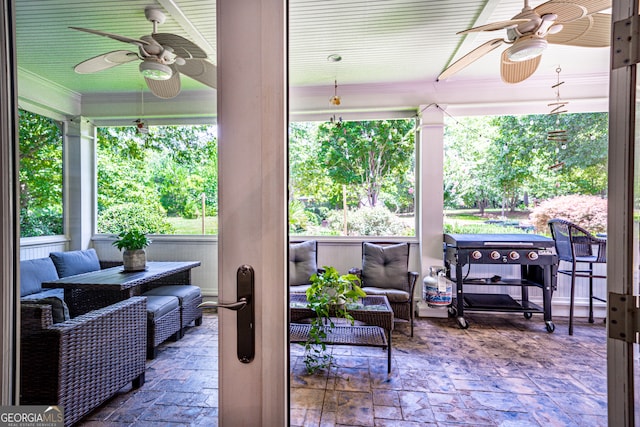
{"left": 198, "top": 265, "right": 255, "bottom": 363}
{"left": 199, "top": 297, "right": 247, "bottom": 311}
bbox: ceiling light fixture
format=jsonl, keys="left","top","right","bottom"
{"left": 139, "top": 61, "right": 173, "bottom": 80}
{"left": 505, "top": 37, "right": 547, "bottom": 62}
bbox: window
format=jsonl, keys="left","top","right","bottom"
{"left": 443, "top": 112, "right": 608, "bottom": 235}
{"left": 289, "top": 119, "right": 416, "bottom": 237}
{"left": 19, "top": 109, "right": 63, "bottom": 238}
{"left": 96, "top": 125, "right": 218, "bottom": 235}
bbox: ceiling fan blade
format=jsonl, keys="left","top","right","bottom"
{"left": 145, "top": 67, "right": 181, "bottom": 99}
{"left": 500, "top": 50, "right": 542, "bottom": 84}
{"left": 457, "top": 19, "right": 529, "bottom": 35}
{"left": 151, "top": 33, "right": 208, "bottom": 59}
{"left": 547, "top": 12, "right": 610, "bottom": 47}
{"left": 178, "top": 58, "right": 217, "bottom": 88}
{"left": 437, "top": 38, "right": 504, "bottom": 81}
{"left": 69, "top": 27, "right": 149, "bottom": 47}
{"left": 74, "top": 50, "right": 139, "bottom": 74}
{"left": 535, "top": 0, "right": 610, "bottom": 23}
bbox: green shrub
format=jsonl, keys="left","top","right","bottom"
{"left": 20, "top": 207, "right": 63, "bottom": 237}
{"left": 326, "top": 205, "right": 411, "bottom": 236}
{"left": 289, "top": 199, "right": 318, "bottom": 233}
{"left": 98, "top": 203, "right": 175, "bottom": 234}
{"left": 529, "top": 195, "right": 607, "bottom": 234}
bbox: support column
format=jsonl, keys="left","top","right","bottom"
{"left": 417, "top": 105, "right": 446, "bottom": 317}
{"left": 65, "top": 117, "right": 95, "bottom": 250}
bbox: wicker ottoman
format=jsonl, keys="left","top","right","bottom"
{"left": 144, "top": 285, "right": 203, "bottom": 338}
{"left": 145, "top": 295, "right": 181, "bottom": 359}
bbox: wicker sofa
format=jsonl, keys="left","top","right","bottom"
{"left": 20, "top": 296, "right": 147, "bottom": 426}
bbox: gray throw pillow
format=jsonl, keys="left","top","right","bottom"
{"left": 361, "top": 242, "right": 409, "bottom": 291}
{"left": 289, "top": 241, "right": 317, "bottom": 286}
{"left": 50, "top": 248, "right": 101, "bottom": 278}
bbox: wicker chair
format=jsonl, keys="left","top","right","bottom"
{"left": 350, "top": 242, "right": 419, "bottom": 336}
{"left": 20, "top": 297, "right": 147, "bottom": 426}
{"left": 548, "top": 218, "right": 607, "bottom": 335}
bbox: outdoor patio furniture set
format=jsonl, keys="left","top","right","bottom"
{"left": 288, "top": 240, "right": 418, "bottom": 371}
{"left": 19, "top": 249, "right": 203, "bottom": 426}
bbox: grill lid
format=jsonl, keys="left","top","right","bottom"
{"left": 444, "top": 233, "right": 555, "bottom": 249}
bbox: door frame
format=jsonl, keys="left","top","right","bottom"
{"left": 608, "top": 1, "right": 637, "bottom": 425}
{"left": 0, "top": 0, "right": 20, "bottom": 405}
{"left": 217, "top": 0, "right": 289, "bottom": 424}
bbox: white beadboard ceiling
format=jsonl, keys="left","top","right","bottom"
{"left": 14, "top": 0, "right": 611, "bottom": 120}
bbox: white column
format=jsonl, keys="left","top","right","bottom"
{"left": 65, "top": 118, "right": 95, "bottom": 250}
{"left": 417, "top": 105, "right": 446, "bottom": 317}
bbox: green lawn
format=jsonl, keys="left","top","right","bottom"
{"left": 166, "top": 216, "right": 218, "bottom": 235}
{"left": 444, "top": 208, "right": 536, "bottom": 234}
{"left": 166, "top": 210, "right": 535, "bottom": 235}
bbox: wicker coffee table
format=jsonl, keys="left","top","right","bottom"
{"left": 289, "top": 294, "right": 394, "bottom": 373}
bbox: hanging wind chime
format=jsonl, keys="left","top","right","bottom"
{"left": 547, "top": 67, "right": 567, "bottom": 170}
{"left": 135, "top": 87, "right": 149, "bottom": 134}
{"left": 329, "top": 79, "right": 343, "bottom": 126}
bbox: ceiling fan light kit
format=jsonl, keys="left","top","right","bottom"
{"left": 437, "top": 0, "right": 611, "bottom": 84}
{"left": 505, "top": 37, "right": 548, "bottom": 61}
{"left": 139, "top": 61, "right": 173, "bottom": 80}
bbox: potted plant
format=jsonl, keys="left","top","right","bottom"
{"left": 303, "top": 266, "right": 366, "bottom": 373}
{"left": 112, "top": 229, "right": 151, "bottom": 271}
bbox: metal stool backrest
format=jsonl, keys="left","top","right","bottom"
{"left": 548, "top": 218, "right": 606, "bottom": 263}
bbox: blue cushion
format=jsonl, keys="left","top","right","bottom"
{"left": 146, "top": 295, "right": 179, "bottom": 321}
{"left": 361, "top": 242, "right": 409, "bottom": 291}
{"left": 49, "top": 249, "right": 101, "bottom": 278}
{"left": 144, "top": 285, "right": 201, "bottom": 303}
{"left": 289, "top": 240, "right": 317, "bottom": 286}
{"left": 20, "top": 257, "right": 60, "bottom": 297}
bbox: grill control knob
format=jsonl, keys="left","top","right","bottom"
{"left": 509, "top": 251, "right": 520, "bottom": 261}
{"left": 527, "top": 251, "right": 539, "bottom": 261}
{"left": 471, "top": 250, "right": 482, "bottom": 260}
{"left": 490, "top": 251, "right": 501, "bottom": 260}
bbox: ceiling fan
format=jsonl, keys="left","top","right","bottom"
{"left": 70, "top": 6, "right": 216, "bottom": 99}
{"left": 437, "top": 0, "right": 611, "bottom": 84}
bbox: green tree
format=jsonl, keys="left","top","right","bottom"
{"left": 315, "top": 119, "right": 415, "bottom": 208}
{"left": 444, "top": 116, "right": 500, "bottom": 212}
{"left": 443, "top": 112, "right": 608, "bottom": 212}
{"left": 19, "top": 109, "right": 63, "bottom": 237}
{"left": 97, "top": 124, "right": 218, "bottom": 233}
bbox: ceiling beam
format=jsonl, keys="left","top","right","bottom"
{"left": 156, "top": 0, "right": 215, "bottom": 56}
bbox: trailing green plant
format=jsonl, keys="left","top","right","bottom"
{"left": 112, "top": 229, "right": 151, "bottom": 251}
{"left": 303, "top": 266, "right": 365, "bottom": 374}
